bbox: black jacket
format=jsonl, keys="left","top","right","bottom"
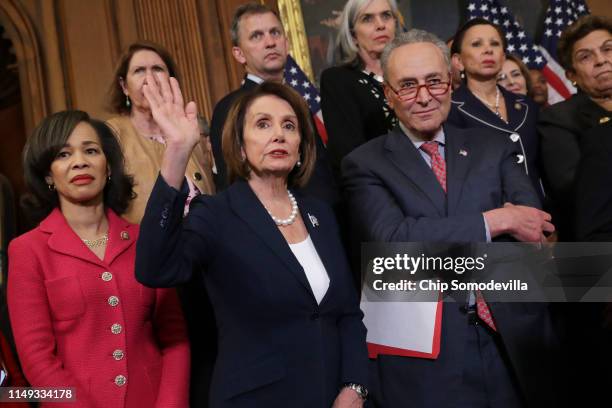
{"left": 538, "top": 92, "right": 611, "bottom": 241}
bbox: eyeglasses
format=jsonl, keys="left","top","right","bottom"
{"left": 386, "top": 78, "right": 451, "bottom": 102}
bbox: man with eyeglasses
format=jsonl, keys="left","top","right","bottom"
{"left": 342, "top": 30, "right": 559, "bottom": 408}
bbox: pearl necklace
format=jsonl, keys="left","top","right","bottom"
{"left": 265, "top": 190, "right": 299, "bottom": 226}
{"left": 473, "top": 87, "right": 505, "bottom": 122}
{"left": 83, "top": 233, "right": 108, "bottom": 249}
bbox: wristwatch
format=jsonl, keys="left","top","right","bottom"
{"left": 343, "top": 382, "right": 368, "bottom": 400}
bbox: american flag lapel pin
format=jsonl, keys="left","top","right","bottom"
{"left": 308, "top": 213, "right": 319, "bottom": 228}
{"left": 459, "top": 149, "right": 468, "bottom": 157}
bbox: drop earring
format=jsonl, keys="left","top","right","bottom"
{"left": 125, "top": 95, "right": 131, "bottom": 108}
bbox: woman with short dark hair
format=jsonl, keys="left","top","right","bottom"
{"left": 8, "top": 110, "right": 190, "bottom": 407}
{"left": 135, "top": 77, "right": 369, "bottom": 407}
{"left": 538, "top": 14, "right": 612, "bottom": 241}
{"left": 448, "top": 18, "right": 544, "bottom": 200}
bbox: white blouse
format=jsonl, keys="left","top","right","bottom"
{"left": 289, "top": 235, "right": 330, "bottom": 304}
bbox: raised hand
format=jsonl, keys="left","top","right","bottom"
{"left": 143, "top": 72, "right": 200, "bottom": 151}
{"left": 143, "top": 72, "right": 199, "bottom": 189}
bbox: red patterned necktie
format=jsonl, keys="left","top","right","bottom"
{"left": 420, "top": 141, "right": 447, "bottom": 193}
{"left": 421, "top": 142, "right": 496, "bottom": 331}
{"left": 476, "top": 290, "right": 497, "bottom": 331}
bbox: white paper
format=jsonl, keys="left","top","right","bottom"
{"left": 361, "top": 300, "right": 439, "bottom": 354}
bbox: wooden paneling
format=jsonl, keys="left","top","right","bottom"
{"left": 133, "top": 0, "right": 214, "bottom": 118}
{"left": 196, "top": 1, "right": 232, "bottom": 107}
{"left": 587, "top": 0, "right": 612, "bottom": 18}
{"left": 56, "top": 0, "right": 117, "bottom": 118}
{"left": 0, "top": 0, "right": 47, "bottom": 134}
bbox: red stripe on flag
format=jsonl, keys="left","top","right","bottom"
{"left": 367, "top": 299, "right": 443, "bottom": 360}
{"left": 542, "top": 65, "right": 572, "bottom": 99}
{"left": 314, "top": 114, "right": 328, "bottom": 145}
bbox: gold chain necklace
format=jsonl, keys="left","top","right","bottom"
{"left": 82, "top": 233, "right": 109, "bottom": 249}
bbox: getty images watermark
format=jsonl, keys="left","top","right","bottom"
{"left": 370, "top": 253, "right": 527, "bottom": 292}
{"left": 360, "top": 242, "right": 612, "bottom": 302}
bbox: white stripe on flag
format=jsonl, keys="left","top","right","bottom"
{"left": 538, "top": 46, "right": 577, "bottom": 103}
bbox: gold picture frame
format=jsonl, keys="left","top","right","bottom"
{"left": 277, "top": 0, "right": 315, "bottom": 82}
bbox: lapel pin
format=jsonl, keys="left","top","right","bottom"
{"left": 120, "top": 231, "right": 130, "bottom": 240}
{"left": 308, "top": 213, "right": 319, "bottom": 228}
{"left": 600, "top": 117, "right": 610, "bottom": 124}
{"left": 510, "top": 133, "right": 520, "bottom": 142}
{"left": 459, "top": 149, "right": 468, "bottom": 157}
{"left": 515, "top": 102, "right": 522, "bottom": 110}
{"left": 516, "top": 154, "right": 525, "bottom": 164}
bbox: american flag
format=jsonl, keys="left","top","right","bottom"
{"left": 539, "top": 0, "right": 590, "bottom": 103}
{"left": 466, "top": 0, "right": 546, "bottom": 69}
{"left": 284, "top": 55, "right": 328, "bottom": 145}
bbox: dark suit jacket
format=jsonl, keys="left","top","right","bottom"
{"left": 342, "top": 124, "right": 559, "bottom": 407}
{"left": 320, "top": 65, "right": 397, "bottom": 178}
{"left": 575, "top": 121, "right": 612, "bottom": 241}
{"left": 448, "top": 85, "right": 543, "bottom": 202}
{"left": 136, "top": 176, "right": 368, "bottom": 408}
{"left": 209, "top": 78, "right": 258, "bottom": 190}
{"left": 209, "top": 77, "right": 339, "bottom": 206}
{"left": 538, "top": 92, "right": 611, "bottom": 241}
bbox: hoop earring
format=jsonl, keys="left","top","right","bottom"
{"left": 48, "top": 183, "right": 55, "bottom": 192}
{"left": 125, "top": 95, "right": 131, "bottom": 108}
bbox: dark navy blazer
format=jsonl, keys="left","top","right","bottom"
{"left": 342, "top": 124, "right": 559, "bottom": 407}
{"left": 136, "top": 176, "right": 368, "bottom": 407}
{"left": 448, "top": 85, "right": 544, "bottom": 201}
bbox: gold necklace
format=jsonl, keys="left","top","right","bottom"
{"left": 82, "top": 233, "right": 108, "bottom": 249}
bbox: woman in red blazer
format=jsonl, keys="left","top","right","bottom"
{"left": 7, "top": 110, "right": 190, "bottom": 407}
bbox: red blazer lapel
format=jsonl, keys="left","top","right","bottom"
{"left": 104, "top": 210, "right": 137, "bottom": 265}
{"left": 40, "top": 208, "right": 105, "bottom": 267}
{"left": 39, "top": 208, "right": 136, "bottom": 267}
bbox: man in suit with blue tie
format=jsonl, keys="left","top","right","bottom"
{"left": 342, "top": 29, "right": 559, "bottom": 408}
